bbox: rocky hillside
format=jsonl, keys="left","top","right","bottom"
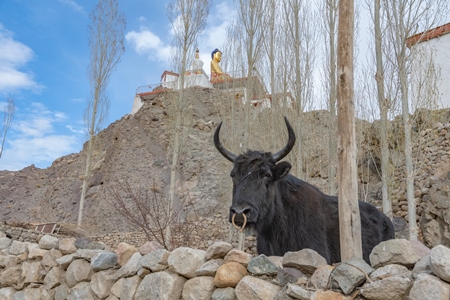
{"left": 0, "top": 87, "right": 233, "bottom": 235}
{"left": 1, "top": 86, "right": 450, "bottom": 248}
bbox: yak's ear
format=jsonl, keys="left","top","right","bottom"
{"left": 274, "top": 161, "right": 291, "bottom": 180}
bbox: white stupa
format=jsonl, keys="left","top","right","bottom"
{"left": 183, "top": 49, "right": 213, "bottom": 89}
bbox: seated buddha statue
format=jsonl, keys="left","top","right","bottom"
{"left": 210, "top": 48, "right": 231, "bottom": 83}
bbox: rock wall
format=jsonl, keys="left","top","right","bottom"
{"left": 1, "top": 231, "right": 450, "bottom": 300}
{"left": 88, "top": 216, "right": 240, "bottom": 251}
{"left": 391, "top": 121, "right": 450, "bottom": 246}
{"left": 0, "top": 217, "right": 253, "bottom": 256}
{"left": 0, "top": 223, "right": 54, "bottom": 244}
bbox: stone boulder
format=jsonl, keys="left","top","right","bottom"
{"left": 74, "top": 237, "right": 105, "bottom": 250}
{"left": 115, "top": 242, "right": 138, "bottom": 266}
{"left": 90, "top": 251, "right": 118, "bottom": 272}
{"left": 196, "top": 258, "right": 224, "bottom": 276}
{"left": 211, "top": 287, "right": 237, "bottom": 300}
{"left": 67, "top": 281, "right": 94, "bottom": 300}
{"left": 134, "top": 271, "right": 186, "bottom": 300}
{"left": 369, "top": 239, "right": 420, "bottom": 268}
{"left": 43, "top": 266, "right": 64, "bottom": 290}
{"left": 0, "top": 237, "right": 12, "bottom": 250}
{"left": 360, "top": 264, "right": 413, "bottom": 300}
{"left": 90, "top": 269, "right": 116, "bottom": 299}
{"left": 110, "top": 276, "right": 142, "bottom": 299}
{"left": 182, "top": 276, "right": 216, "bottom": 300}
{"left": 235, "top": 276, "right": 281, "bottom": 300}
{"left": 224, "top": 249, "right": 252, "bottom": 267}
{"left": 247, "top": 254, "right": 279, "bottom": 276}
{"left": 168, "top": 247, "right": 206, "bottom": 279}
{"left": 277, "top": 267, "right": 308, "bottom": 285}
{"left": 330, "top": 257, "right": 374, "bottom": 295}
{"left": 9, "top": 240, "right": 29, "bottom": 255}
{"left": 59, "top": 238, "right": 77, "bottom": 255}
{"left": 214, "top": 262, "right": 248, "bottom": 288}
{"left": 282, "top": 249, "right": 327, "bottom": 275}
{"left": 0, "top": 265, "right": 22, "bottom": 288}
{"left": 39, "top": 235, "right": 59, "bottom": 250}
{"left": 41, "top": 249, "right": 62, "bottom": 269}
{"left": 205, "top": 241, "right": 233, "bottom": 260}
{"left": 141, "top": 248, "right": 170, "bottom": 272}
{"left": 286, "top": 284, "right": 313, "bottom": 300}
{"left": 115, "top": 252, "right": 142, "bottom": 279}
{"left": 311, "top": 265, "right": 334, "bottom": 289}
{"left": 429, "top": 244, "right": 450, "bottom": 282}
{"left": 408, "top": 273, "right": 450, "bottom": 300}
{"left": 65, "top": 259, "right": 93, "bottom": 288}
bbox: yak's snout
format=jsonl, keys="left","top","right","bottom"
{"left": 229, "top": 206, "right": 251, "bottom": 226}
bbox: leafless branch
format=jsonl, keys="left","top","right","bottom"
{"left": 0, "top": 95, "right": 16, "bottom": 159}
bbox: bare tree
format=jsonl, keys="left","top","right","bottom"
{"left": 261, "top": 0, "right": 277, "bottom": 111}
{"left": 337, "top": 0, "right": 362, "bottom": 261}
{"left": 373, "top": 0, "right": 392, "bottom": 219}
{"left": 383, "top": 0, "right": 449, "bottom": 239}
{"left": 234, "top": 0, "right": 265, "bottom": 148}
{"left": 166, "top": 0, "right": 210, "bottom": 246}
{"left": 0, "top": 95, "right": 16, "bottom": 159}
{"left": 108, "top": 180, "right": 210, "bottom": 250}
{"left": 280, "top": 0, "right": 318, "bottom": 179}
{"left": 321, "top": 0, "right": 339, "bottom": 194}
{"left": 78, "top": 0, "right": 126, "bottom": 226}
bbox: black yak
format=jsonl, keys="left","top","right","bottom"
{"left": 214, "top": 117, "right": 395, "bottom": 264}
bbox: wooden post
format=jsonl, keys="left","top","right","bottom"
{"left": 337, "top": 0, "right": 362, "bottom": 261}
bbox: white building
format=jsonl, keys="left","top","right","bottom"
{"left": 407, "top": 23, "right": 450, "bottom": 109}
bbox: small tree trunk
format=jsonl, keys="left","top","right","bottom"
{"left": 167, "top": 51, "right": 187, "bottom": 249}
{"left": 337, "top": 0, "right": 362, "bottom": 261}
{"left": 399, "top": 62, "right": 417, "bottom": 240}
{"left": 374, "top": 0, "right": 392, "bottom": 219}
{"left": 78, "top": 88, "right": 99, "bottom": 227}
{"left": 327, "top": 0, "right": 338, "bottom": 195}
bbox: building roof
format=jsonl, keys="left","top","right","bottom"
{"left": 406, "top": 22, "right": 450, "bottom": 47}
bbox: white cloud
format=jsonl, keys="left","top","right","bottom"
{"left": 201, "top": 21, "right": 229, "bottom": 53}
{"left": 0, "top": 24, "right": 40, "bottom": 93}
{"left": 214, "top": 1, "right": 235, "bottom": 22}
{"left": 0, "top": 102, "right": 81, "bottom": 171}
{"left": 14, "top": 102, "right": 68, "bottom": 137}
{"left": 202, "top": 1, "right": 234, "bottom": 50}
{"left": 0, "top": 66, "right": 37, "bottom": 91}
{"left": 58, "top": 0, "right": 85, "bottom": 13}
{"left": 66, "top": 125, "right": 85, "bottom": 134}
{"left": 126, "top": 27, "right": 171, "bottom": 62}
{"left": 1, "top": 135, "right": 79, "bottom": 171}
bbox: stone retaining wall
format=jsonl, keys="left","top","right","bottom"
{"left": 89, "top": 215, "right": 239, "bottom": 251}
{"left": 0, "top": 216, "right": 256, "bottom": 256}
{"left": 1, "top": 231, "right": 450, "bottom": 299}
{"left": 391, "top": 121, "right": 450, "bottom": 246}
{"left": 0, "top": 223, "right": 65, "bottom": 244}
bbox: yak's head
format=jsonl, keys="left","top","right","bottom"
{"left": 214, "top": 117, "right": 296, "bottom": 231}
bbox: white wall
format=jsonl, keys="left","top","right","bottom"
{"left": 412, "top": 33, "right": 450, "bottom": 109}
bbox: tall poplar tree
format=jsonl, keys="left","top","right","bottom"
{"left": 166, "top": 0, "right": 210, "bottom": 246}
{"left": 78, "top": 0, "right": 126, "bottom": 226}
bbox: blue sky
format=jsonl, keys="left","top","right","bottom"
{"left": 0, "top": 0, "right": 232, "bottom": 171}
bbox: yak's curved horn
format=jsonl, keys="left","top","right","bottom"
{"left": 272, "top": 117, "right": 296, "bottom": 162}
{"left": 214, "top": 122, "right": 238, "bottom": 162}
